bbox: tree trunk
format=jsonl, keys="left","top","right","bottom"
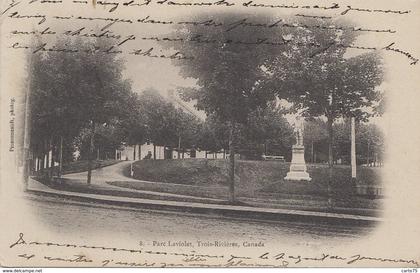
{"left": 138, "top": 144, "right": 141, "bottom": 161}
{"left": 47, "top": 138, "right": 54, "bottom": 180}
{"left": 87, "top": 121, "right": 95, "bottom": 184}
{"left": 327, "top": 115, "right": 334, "bottom": 208}
{"left": 311, "top": 141, "right": 314, "bottom": 163}
{"left": 264, "top": 140, "right": 267, "bottom": 155}
{"left": 327, "top": 116, "right": 334, "bottom": 168}
{"left": 153, "top": 144, "right": 156, "bottom": 160}
{"left": 351, "top": 117, "right": 356, "bottom": 180}
{"left": 44, "top": 154, "right": 48, "bottom": 176}
{"left": 133, "top": 144, "right": 136, "bottom": 161}
{"left": 228, "top": 123, "right": 236, "bottom": 203}
{"left": 177, "top": 136, "right": 181, "bottom": 159}
{"left": 376, "top": 153, "right": 378, "bottom": 167}
{"left": 367, "top": 141, "right": 370, "bottom": 167}
{"left": 58, "top": 136, "right": 63, "bottom": 178}
{"left": 45, "top": 139, "right": 49, "bottom": 176}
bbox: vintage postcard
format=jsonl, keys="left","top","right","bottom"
{"left": 0, "top": 0, "right": 420, "bottom": 268}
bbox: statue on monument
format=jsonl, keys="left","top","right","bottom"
{"left": 284, "top": 116, "right": 311, "bottom": 181}
{"left": 294, "top": 117, "right": 304, "bottom": 146}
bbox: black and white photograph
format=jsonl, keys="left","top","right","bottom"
{"left": 0, "top": 0, "right": 419, "bottom": 269}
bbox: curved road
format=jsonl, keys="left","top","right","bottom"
{"left": 62, "top": 161, "right": 226, "bottom": 202}
{"left": 63, "top": 161, "right": 137, "bottom": 184}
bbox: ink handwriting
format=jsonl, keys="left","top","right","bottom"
{"left": 7, "top": 233, "right": 420, "bottom": 267}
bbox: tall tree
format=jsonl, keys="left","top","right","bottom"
{"left": 139, "top": 89, "right": 186, "bottom": 158}
{"left": 29, "top": 37, "right": 133, "bottom": 183}
{"left": 196, "top": 114, "right": 230, "bottom": 154}
{"left": 244, "top": 102, "right": 294, "bottom": 160}
{"left": 175, "top": 109, "right": 202, "bottom": 157}
{"left": 30, "top": 38, "right": 88, "bottom": 178}
{"left": 119, "top": 91, "right": 148, "bottom": 159}
{"left": 356, "top": 123, "right": 384, "bottom": 166}
{"left": 329, "top": 120, "right": 385, "bottom": 165}
{"left": 265, "top": 19, "right": 384, "bottom": 169}
{"left": 165, "top": 13, "right": 281, "bottom": 202}
{"left": 303, "top": 118, "right": 328, "bottom": 163}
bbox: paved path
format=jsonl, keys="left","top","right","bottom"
{"left": 63, "top": 161, "right": 137, "bottom": 183}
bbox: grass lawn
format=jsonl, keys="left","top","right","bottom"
{"left": 110, "top": 159, "right": 383, "bottom": 212}
{"left": 39, "top": 178, "right": 229, "bottom": 205}
{"left": 128, "top": 159, "right": 381, "bottom": 187}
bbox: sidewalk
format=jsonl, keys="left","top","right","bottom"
{"left": 27, "top": 178, "right": 382, "bottom": 225}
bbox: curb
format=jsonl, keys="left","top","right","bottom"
{"left": 26, "top": 187, "right": 382, "bottom": 226}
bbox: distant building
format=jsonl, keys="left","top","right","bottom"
{"left": 116, "top": 143, "right": 227, "bottom": 161}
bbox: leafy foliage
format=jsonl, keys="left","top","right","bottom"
{"left": 165, "top": 13, "right": 281, "bottom": 124}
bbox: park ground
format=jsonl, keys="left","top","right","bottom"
{"left": 33, "top": 159, "right": 383, "bottom": 218}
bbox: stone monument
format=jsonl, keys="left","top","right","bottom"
{"left": 284, "top": 117, "right": 311, "bottom": 181}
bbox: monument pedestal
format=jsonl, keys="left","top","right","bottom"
{"left": 285, "top": 145, "right": 311, "bottom": 181}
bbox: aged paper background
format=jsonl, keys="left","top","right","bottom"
{"left": 1, "top": 0, "right": 420, "bottom": 268}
